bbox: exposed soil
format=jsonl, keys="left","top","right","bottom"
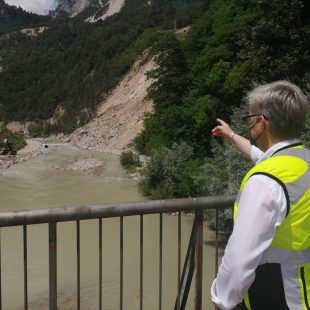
{"left": 68, "top": 52, "right": 155, "bottom": 153}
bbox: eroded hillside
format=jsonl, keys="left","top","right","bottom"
{"left": 68, "top": 53, "right": 155, "bottom": 153}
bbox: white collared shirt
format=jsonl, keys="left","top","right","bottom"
{"left": 210, "top": 139, "right": 301, "bottom": 310}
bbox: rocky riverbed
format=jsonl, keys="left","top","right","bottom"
{"left": 0, "top": 140, "right": 46, "bottom": 169}
{"left": 0, "top": 140, "right": 69, "bottom": 170}
{"left": 0, "top": 139, "right": 145, "bottom": 182}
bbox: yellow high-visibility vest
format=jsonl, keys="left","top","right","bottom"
{"left": 234, "top": 145, "right": 310, "bottom": 310}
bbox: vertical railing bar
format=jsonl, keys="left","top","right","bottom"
{"left": 49, "top": 222, "right": 57, "bottom": 310}
{"left": 120, "top": 216, "right": 123, "bottom": 310}
{"left": 99, "top": 218, "right": 102, "bottom": 310}
{"left": 177, "top": 212, "right": 181, "bottom": 310}
{"left": 23, "top": 225, "right": 28, "bottom": 310}
{"left": 194, "top": 211, "right": 203, "bottom": 310}
{"left": 215, "top": 208, "right": 219, "bottom": 275}
{"left": 174, "top": 213, "right": 199, "bottom": 310}
{"left": 0, "top": 228, "right": 2, "bottom": 310}
{"left": 140, "top": 215, "right": 143, "bottom": 310}
{"left": 77, "top": 220, "right": 80, "bottom": 310}
{"left": 159, "top": 213, "right": 163, "bottom": 310}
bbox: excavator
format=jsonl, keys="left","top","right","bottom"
{"left": 0, "top": 129, "right": 16, "bottom": 155}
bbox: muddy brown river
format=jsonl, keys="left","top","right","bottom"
{"left": 0, "top": 144, "right": 217, "bottom": 309}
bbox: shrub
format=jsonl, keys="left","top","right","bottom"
{"left": 0, "top": 128, "right": 26, "bottom": 151}
{"left": 7, "top": 131, "right": 26, "bottom": 150}
{"left": 120, "top": 150, "right": 140, "bottom": 170}
{"left": 138, "top": 142, "right": 198, "bottom": 198}
{"left": 28, "top": 123, "right": 44, "bottom": 137}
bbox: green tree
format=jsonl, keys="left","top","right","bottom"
{"left": 139, "top": 142, "right": 199, "bottom": 198}
{"left": 241, "top": 0, "right": 310, "bottom": 88}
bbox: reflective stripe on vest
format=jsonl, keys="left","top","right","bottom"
{"left": 298, "top": 263, "right": 310, "bottom": 310}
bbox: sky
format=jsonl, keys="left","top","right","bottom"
{"left": 4, "top": 0, "right": 58, "bottom": 15}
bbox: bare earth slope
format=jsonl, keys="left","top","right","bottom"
{"left": 68, "top": 54, "right": 155, "bottom": 154}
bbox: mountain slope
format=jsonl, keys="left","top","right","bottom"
{"left": 0, "top": 0, "right": 49, "bottom": 35}
{"left": 69, "top": 52, "right": 154, "bottom": 152}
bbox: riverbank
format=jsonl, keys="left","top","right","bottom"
{"left": 0, "top": 139, "right": 59, "bottom": 170}
{"left": 0, "top": 139, "right": 132, "bottom": 177}
{"left": 0, "top": 139, "right": 144, "bottom": 182}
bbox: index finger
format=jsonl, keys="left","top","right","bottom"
{"left": 216, "top": 118, "right": 226, "bottom": 126}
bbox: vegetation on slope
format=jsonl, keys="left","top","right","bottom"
{"left": 0, "top": 0, "right": 204, "bottom": 135}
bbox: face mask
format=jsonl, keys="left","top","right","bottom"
{"left": 249, "top": 127, "right": 264, "bottom": 147}
{"left": 249, "top": 130, "right": 257, "bottom": 146}
{"left": 248, "top": 117, "right": 261, "bottom": 146}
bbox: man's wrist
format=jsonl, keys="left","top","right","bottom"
{"left": 230, "top": 131, "right": 235, "bottom": 143}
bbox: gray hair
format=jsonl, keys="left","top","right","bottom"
{"left": 246, "top": 80, "right": 308, "bottom": 140}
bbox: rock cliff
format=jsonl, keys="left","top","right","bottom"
{"left": 53, "top": 0, "right": 125, "bottom": 19}
{"left": 53, "top": 0, "right": 96, "bottom": 17}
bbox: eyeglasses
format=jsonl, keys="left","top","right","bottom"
{"left": 242, "top": 114, "right": 268, "bottom": 120}
{"left": 242, "top": 114, "right": 268, "bottom": 129}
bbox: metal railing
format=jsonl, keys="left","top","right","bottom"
{"left": 0, "top": 196, "right": 234, "bottom": 310}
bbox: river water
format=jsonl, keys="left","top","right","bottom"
{"left": 0, "top": 144, "right": 217, "bottom": 309}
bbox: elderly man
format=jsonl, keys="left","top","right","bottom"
{"left": 211, "top": 81, "right": 310, "bottom": 310}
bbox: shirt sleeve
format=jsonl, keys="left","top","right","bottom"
{"left": 250, "top": 145, "right": 263, "bottom": 164}
{"left": 210, "top": 175, "right": 287, "bottom": 310}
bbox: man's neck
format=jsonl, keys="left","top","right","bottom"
{"left": 258, "top": 132, "right": 281, "bottom": 152}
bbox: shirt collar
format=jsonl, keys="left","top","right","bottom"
{"left": 257, "top": 139, "right": 302, "bottom": 164}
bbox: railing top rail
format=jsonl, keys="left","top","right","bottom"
{"left": 0, "top": 196, "right": 235, "bottom": 227}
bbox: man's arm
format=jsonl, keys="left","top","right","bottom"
{"left": 211, "top": 118, "right": 252, "bottom": 160}
{"left": 211, "top": 175, "right": 287, "bottom": 309}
